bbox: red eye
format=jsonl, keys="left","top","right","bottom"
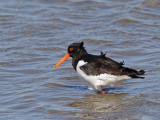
{"left": 69, "top": 48, "right": 73, "bottom": 51}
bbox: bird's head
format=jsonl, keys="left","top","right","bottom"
{"left": 68, "top": 42, "right": 85, "bottom": 57}
{"left": 53, "top": 42, "right": 86, "bottom": 69}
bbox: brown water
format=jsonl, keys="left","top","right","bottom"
{"left": 0, "top": 0, "right": 160, "bottom": 119}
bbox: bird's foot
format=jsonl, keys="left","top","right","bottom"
{"left": 100, "top": 90, "right": 105, "bottom": 94}
{"left": 97, "top": 90, "right": 105, "bottom": 94}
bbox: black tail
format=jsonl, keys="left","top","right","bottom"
{"left": 137, "top": 70, "right": 145, "bottom": 75}
{"left": 121, "top": 67, "right": 145, "bottom": 79}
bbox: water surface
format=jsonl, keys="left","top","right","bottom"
{"left": 0, "top": 0, "right": 160, "bottom": 119}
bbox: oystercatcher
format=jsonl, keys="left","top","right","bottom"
{"left": 53, "top": 42, "right": 145, "bottom": 94}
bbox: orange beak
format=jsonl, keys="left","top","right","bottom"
{"left": 53, "top": 53, "right": 70, "bottom": 69}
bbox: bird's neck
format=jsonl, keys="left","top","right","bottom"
{"left": 72, "top": 49, "right": 87, "bottom": 70}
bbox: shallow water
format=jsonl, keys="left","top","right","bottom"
{"left": 0, "top": 0, "right": 160, "bottom": 119}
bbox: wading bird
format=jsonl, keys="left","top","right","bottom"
{"left": 53, "top": 42, "right": 145, "bottom": 94}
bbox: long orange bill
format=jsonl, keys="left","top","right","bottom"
{"left": 53, "top": 53, "right": 70, "bottom": 69}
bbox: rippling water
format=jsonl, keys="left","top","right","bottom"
{"left": 0, "top": 0, "right": 160, "bottom": 119}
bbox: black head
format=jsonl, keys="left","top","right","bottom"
{"left": 68, "top": 42, "right": 87, "bottom": 57}
{"left": 53, "top": 42, "right": 87, "bottom": 69}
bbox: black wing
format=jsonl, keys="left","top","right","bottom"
{"left": 80, "top": 54, "right": 122, "bottom": 75}
{"left": 80, "top": 54, "right": 145, "bottom": 78}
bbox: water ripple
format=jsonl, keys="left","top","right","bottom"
{"left": 0, "top": 0, "right": 160, "bottom": 119}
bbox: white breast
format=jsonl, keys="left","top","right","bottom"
{"left": 76, "top": 60, "right": 131, "bottom": 91}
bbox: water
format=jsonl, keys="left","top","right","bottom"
{"left": 0, "top": 0, "right": 160, "bottom": 119}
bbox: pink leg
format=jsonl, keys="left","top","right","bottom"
{"left": 100, "top": 90, "right": 105, "bottom": 94}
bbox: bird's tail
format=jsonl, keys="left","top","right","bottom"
{"left": 121, "top": 67, "right": 145, "bottom": 79}
{"left": 137, "top": 70, "right": 145, "bottom": 75}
